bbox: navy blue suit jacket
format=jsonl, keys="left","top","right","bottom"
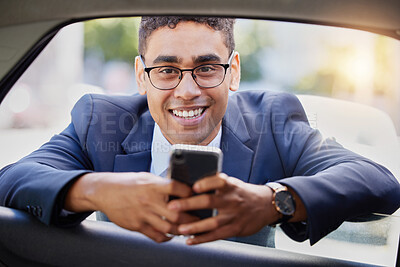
{"left": 1, "top": 90, "right": 399, "bottom": 245}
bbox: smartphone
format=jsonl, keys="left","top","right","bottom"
{"left": 167, "top": 144, "right": 223, "bottom": 219}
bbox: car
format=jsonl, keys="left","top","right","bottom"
{"left": 0, "top": 1, "right": 399, "bottom": 266}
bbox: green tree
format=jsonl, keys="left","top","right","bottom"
{"left": 235, "top": 20, "right": 273, "bottom": 81}
{"left": 84, "top": 18, "right": 140, "bottom": 62}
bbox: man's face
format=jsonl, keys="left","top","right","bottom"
{"left": 135, "top": 21, "right": 240, "bottom": 145}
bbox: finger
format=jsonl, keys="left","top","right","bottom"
{"left": 148, "top": 200, "right": 199, "bottom": 225}
{"left": 186, "top": 224, "right": 234, "bottom": 245}
{"left": 193, "top": 173, "right": 228, "bottom": 193}
{"left": 145, "top": 212, "right": 199, "bottom": 236}
{"left": 140, "top": 224, "right": 172, "bottom": 243}
{"left": 177, "top": 214, "right": 232, "bottom": 236}
{"left": 145, "top": 212, "right": 179, "bottom": 234}
{"left": 162, "top": 180, "right": 193, "bottom": 198}
{"left": 168, "top": 193, "right": 218, "bottom": 212}
{"left": 147, "top": 201, "right": 182, "bottom": 224}
{"left": 175, "top": 212, "right": 200, "bottom": 224}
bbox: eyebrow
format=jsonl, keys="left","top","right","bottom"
{"left": 193, "top": 54, "right": 221, "bottom": 64}
{"left": 152, "top": 54, "right": 222, "bottom": 65}
{"left": 153, "top": 55, "right": 181, "bottom": 64}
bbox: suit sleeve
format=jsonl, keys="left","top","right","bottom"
{"left": 269, "top": 93, "right": 400, "bottom": 245}
{"left": 0, "top": 94, "right": 96, "bottom": 226}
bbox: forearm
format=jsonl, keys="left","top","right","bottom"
{"left": 281, "top": 160, "right": 400, "bottom": 244}
{"left": 64, "top": 172, "right": 102, "bottom": 212}
{"left": 0, "top": 161, "right": 89, "bottom": 225}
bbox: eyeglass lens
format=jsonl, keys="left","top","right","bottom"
{"left": 149, "top": 64, "right": 226, "bottom": 90}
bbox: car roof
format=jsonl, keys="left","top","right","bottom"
{"left": 1, "top": 0, "right": 400, "bottom": 38}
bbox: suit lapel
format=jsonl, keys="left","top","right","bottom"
{"left": 113, "top": 111, "right": 154, "bottom": 172}
{"left": 221, "top": 97, "right": 254, "bottom": 182}
{"left": 112, "top": 96, "right": 254, "bottom": 180}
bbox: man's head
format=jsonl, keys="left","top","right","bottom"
{"left": 135, "top": 16, "right": 241, "bottom": 145}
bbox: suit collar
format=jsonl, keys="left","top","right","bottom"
{"left": 221, "top": 97, "right": 254, "bottom": 182}
{"left": 222, "top": 96, "right": 251, "bottom": 144}
{"left": 114, "top": 110, "right": 154, "bottom": 173}
{"left": 120, "top": 95, "right": 250, "bottom": 153}
{"left": 121, "top": 110, "right": 154, "bottom": 154}
{"left": 116, "top": 95, "right": 254, "bottom": 181}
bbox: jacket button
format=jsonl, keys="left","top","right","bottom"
{"left": 31, "top": 206, "right": 37, "bottom": 216}
{"left": 37, "top": 207, "right": 42, "bottom": 218}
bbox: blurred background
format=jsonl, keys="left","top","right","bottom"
{"left": 1, "top": 18, "right": 399, "bottom": 134}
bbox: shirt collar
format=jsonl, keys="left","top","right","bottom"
{"left": 150, "top": 123, "right": 222, "bottom": 176}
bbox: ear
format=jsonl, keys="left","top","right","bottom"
{"left": 135, "top": 56, "right": 147, "bottom": 95}
{"left": 229, "top": 51, "right": 241, "bottom": 92}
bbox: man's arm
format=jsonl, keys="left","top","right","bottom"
{"left": 0, "top": 124, "right": 94, "bottom": 226}
{"left": 166, "top": 92, "right": 400, "bottom": 245}
{"left": 269, "top": 93, "right": 400, "bottom": 244}
{"left": 0, "top": 94, "right": 199, "bottom": 242}
{"left": 0, "top": 94, "right": 102, "bottom": 226}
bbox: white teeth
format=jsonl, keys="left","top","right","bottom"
{"left": 172, "top": 108, "right": 204, "bottom": 119}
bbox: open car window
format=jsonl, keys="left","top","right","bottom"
{"left": 0, "top": 18, "right": 399, "bottom": 266}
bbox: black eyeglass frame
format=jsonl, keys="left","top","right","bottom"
{"left": 139, "top": 51, "right": 235, "bottom": 90}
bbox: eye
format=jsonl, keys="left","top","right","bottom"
{"left": 197, "top": 65, "right": 216, "bottom": 73}
{"left": 158, "top": 67, "right": 179, "bottom": 75}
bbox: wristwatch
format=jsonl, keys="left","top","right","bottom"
{"left": 266, "top": 182, "right": 296, "bottom": 225}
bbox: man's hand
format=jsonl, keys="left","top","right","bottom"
{"left": 167, "top": 173, "right": 306, "bottom": 245}
{"left": 65, "top": 172, "right": 197, "bottom": 243}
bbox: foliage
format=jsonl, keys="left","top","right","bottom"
{"left": 235, "top": 20, "right": 273, "bottom": 81}
{"left": 84, "top": 18, "right": 140, "bottom": 62}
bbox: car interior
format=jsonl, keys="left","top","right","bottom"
{"left": 0, "top": 1, "right": 399, "bottom": 266}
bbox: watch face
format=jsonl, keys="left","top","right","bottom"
{"left": 275, "top": 191, "right": 295, "bottom": 216}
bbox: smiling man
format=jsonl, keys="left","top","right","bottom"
{"left": 137, "top": 24, "right": 232, "bottom": 145}
{"left": 0, "top": 16, "right": 399, "bottom": 247}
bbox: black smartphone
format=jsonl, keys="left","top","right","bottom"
{"left": 168, "top": 144, "right": 223, "bottom": 219}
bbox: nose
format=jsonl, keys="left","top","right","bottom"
{"left": 173, "top": 72, "right": 202, "bottom": 100}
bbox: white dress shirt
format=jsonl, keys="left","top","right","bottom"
{"left": 150, "top": 123, "right": 222, "bottom": 177}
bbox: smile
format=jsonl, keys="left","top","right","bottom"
{"left": 171, "top": 107, "right": 205, "bottom": 119}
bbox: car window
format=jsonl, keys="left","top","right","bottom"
{"left": 0, "top": 17, "right": 399, "bottom": 266}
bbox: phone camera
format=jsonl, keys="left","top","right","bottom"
{"left": 173, "top": 150, "right": 185, "bottom": 164}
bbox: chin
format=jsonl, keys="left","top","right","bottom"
{"left": 169, "top": 132, "right": 209, "bottom": 145}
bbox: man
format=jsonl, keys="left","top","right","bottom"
{"left": 0, "top": 16, "right": 399, "bottom": 247}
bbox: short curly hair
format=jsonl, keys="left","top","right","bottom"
{"left": 139, "top": 16, "right": 236, "bottom": 57}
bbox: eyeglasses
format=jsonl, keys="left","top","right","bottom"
{"left": 140, "top": 51, "right": 234, "bottom": 90}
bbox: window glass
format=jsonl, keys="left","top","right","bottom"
{"left": 276, "top": 214, "right": 400, "bottom": 266}
{"left": 0, "top": 17, "right": 399, "bottom": 266}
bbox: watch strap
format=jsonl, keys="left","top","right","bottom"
{"left": 272, "top": 214, "right": 292, "bottom": 225}
{"left": 267, "top": 182, "right": 295, "bottom": 225}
